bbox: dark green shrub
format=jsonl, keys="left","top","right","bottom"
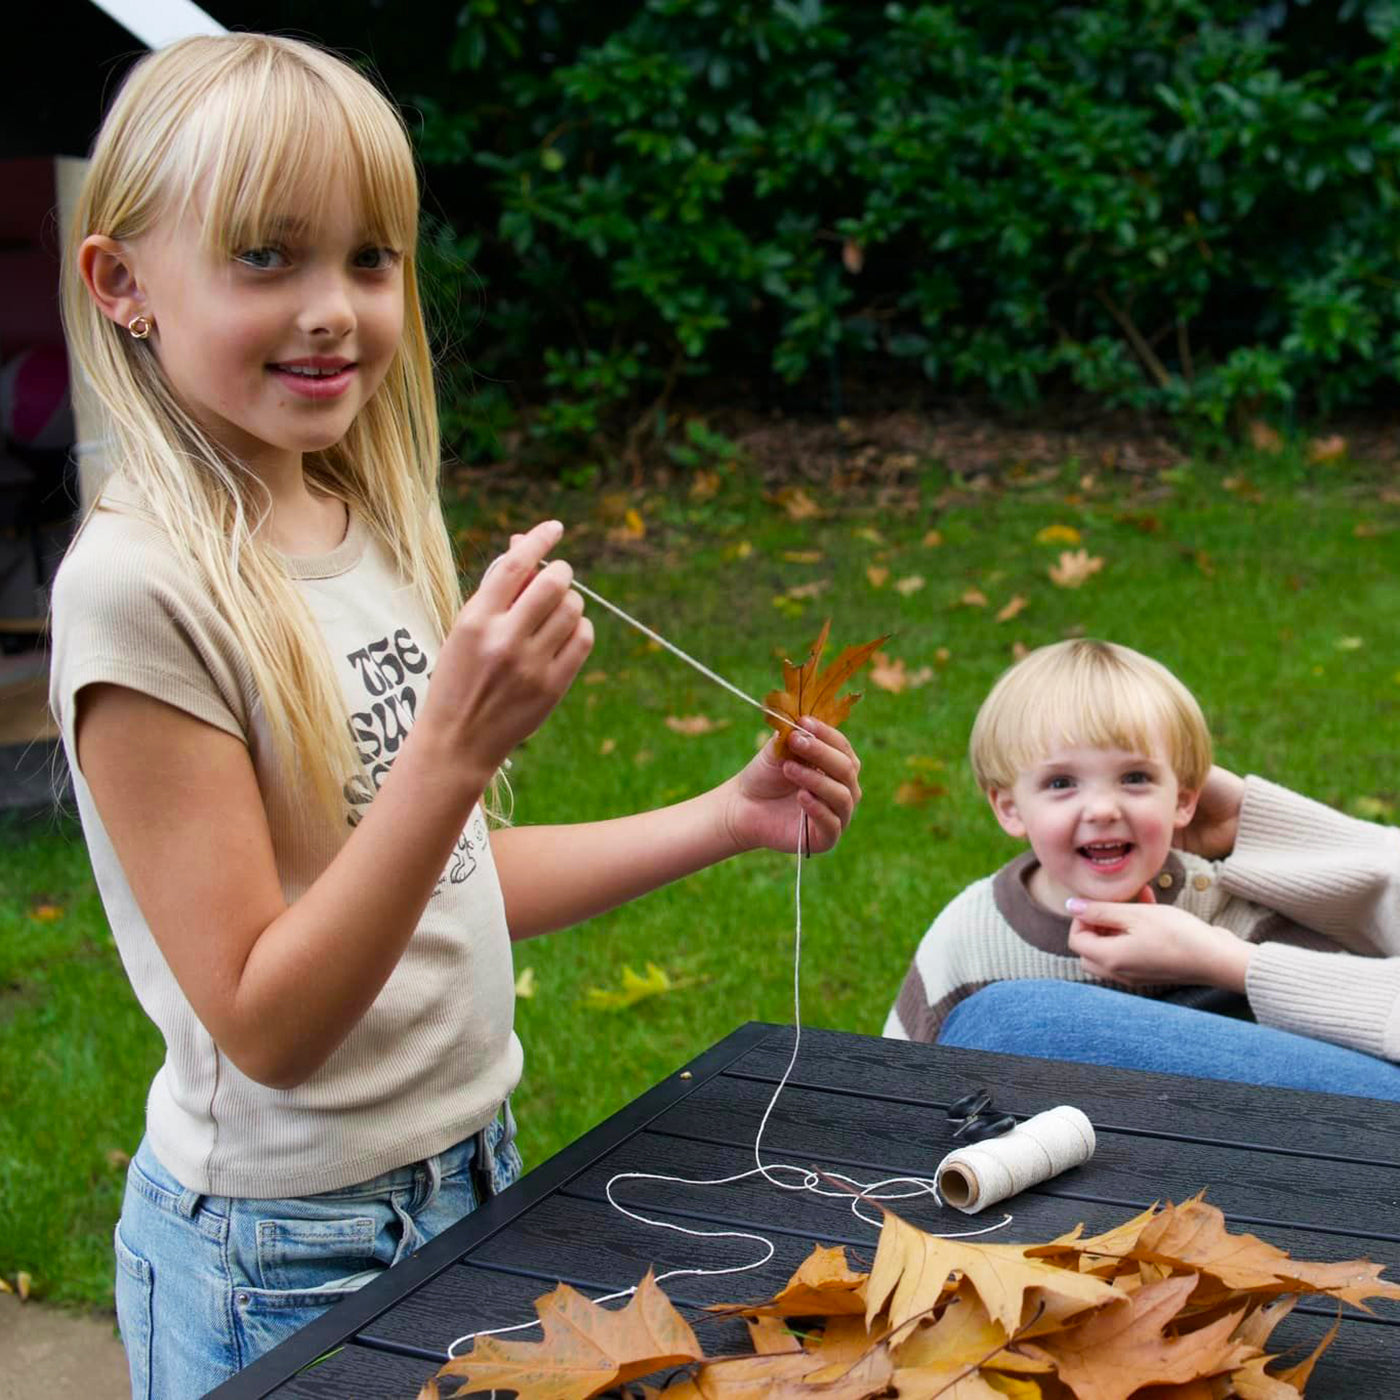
{"left": 416, "top": 1, "right": 1400, "bottom": 459}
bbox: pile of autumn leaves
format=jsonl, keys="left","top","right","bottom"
{"left": 422, "top": 1193, "right": 1400, "bottom": 1400}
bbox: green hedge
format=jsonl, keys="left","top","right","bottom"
{"left": 414, "top": 1, "right": 1400, "bottom": 459}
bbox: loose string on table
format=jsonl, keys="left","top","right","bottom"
{"left": 445, "top": 575, "right": 1014, "bottom": 1361}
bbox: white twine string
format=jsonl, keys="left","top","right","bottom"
{"left": 564, "top": 575, "right": 794, "bottom": 730}
{"left": 936, "top": 1107, "right": 1096, "bottom": 1214}
{"left": 445, "top": 575, "right": 1013, "bottom": 1361}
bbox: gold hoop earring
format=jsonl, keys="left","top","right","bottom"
{"left": 127, "top": 315, "right": 152, "bottom": 340}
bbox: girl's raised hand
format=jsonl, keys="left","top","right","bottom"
{"left": 721, "top": 717, "right": 863, "bottom": 856}
{"left": 420, "top": 520, "right": 592, "bottom": 789}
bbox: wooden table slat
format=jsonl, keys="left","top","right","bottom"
{"left": 730, "top": 1026, "right": 1400, "bottom": 1164}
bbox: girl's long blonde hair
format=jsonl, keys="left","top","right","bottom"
{"left": 61, "top": 33, "right": 462, "bottom": 826}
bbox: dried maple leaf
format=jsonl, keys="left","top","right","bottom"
{"left": 437, "top": 1270, "right": 703, "bottom": 1399}
{"left": 744, "top": 1315, "right": 802, "bottom": 1355}
{"left": 764, "top": 619, "right": 888, "bottom": 759}
{"left": 716, "top": 1244, "right": 869, "bottom": 1320}
{"left": 865, "top": 1208, "right": 1117, "bottom": 1339}
{"left": 1020, "top": 1274, "right": 1256, "bottom": 1400}
{"left": 1048, "top": 549, "right": 1104, "bottom": 588}
{"left": 891, "top": 1283, "right": 1052, "bottom": 1374}
{"left": 654, "top": 1344, "right": 894, "bottom": 1399}
{"left": 1133, "top": 1194, "right": 1400, "bottom": 1310}
{"left": 995, "top": 595, "right": 1029, "bottom": 623}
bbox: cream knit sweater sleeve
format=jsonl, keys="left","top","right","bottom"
{"left": 1224, "top": 776, "right": 1400, "bottom": 1062}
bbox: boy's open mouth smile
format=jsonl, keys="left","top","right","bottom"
{"left": 1078, "top": 840, "right": 1134, "bottom": 873}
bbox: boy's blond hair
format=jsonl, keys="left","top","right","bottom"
{"left": 969, "top": 640, "right": 1212, "bottom": 793}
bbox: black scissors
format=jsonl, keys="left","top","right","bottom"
{"left": 947, "top": 1089, "right": 1018, "bottom": 1143}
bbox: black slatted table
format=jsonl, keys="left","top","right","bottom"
{"left": 209, "top": 1022, "right": 1400, "bottom": 1399}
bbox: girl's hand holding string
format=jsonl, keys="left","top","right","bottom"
{"left": 420, "top": 520, "right": 593, "bottom": 793}
{"left": 721, "top": 718, "right": 863, "bottom": 856}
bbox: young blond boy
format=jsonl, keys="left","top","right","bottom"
{"left": 885, "top": 639, "right": 1400, "bottom": 1063}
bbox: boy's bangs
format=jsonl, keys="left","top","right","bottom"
{"left": 178, "top": 56, "right": 417, "bottom": 256}
{"left": 1015, "top": 679, "right": 1170, "bottom": 773}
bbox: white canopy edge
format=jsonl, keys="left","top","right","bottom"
{"left": 88, "top": 0, "right": 226, "bottom": 49}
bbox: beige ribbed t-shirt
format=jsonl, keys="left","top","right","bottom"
{"left": 49, "top": 491, "right": 522, "bottom": 1198}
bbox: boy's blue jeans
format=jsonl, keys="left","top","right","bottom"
{"left": 114, "top": 1104, "right": 521, "bottom": 1399}
{"left": 939, "top": 981, "right": 1400, "bottom": 1101}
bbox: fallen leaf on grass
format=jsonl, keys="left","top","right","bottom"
{"left": 1035, "top": 524, "right": 1082, "bottom": 545}
{"left": 764, "top": 619, "right": 888, "bottom": 759}
{"left": 995, "top": 595, "right": 1028, "bottom": 623}
{"left": 1306, "top": 434, "right": 1347, "bottom": 464}
{"left": 869, "top": 654, "right": 935, "bottom": 694}
{"left": 1334, "top": 636, "right": 1363, "bottom": 651}
{"left": 866, "top": 565, "right": 890, "bottom": 588}
{"left": 725, "top": 540, "right": 754, "bottom": 561}
{"left": 1248, "top": 420, "right": 1284, "bottom": 454}
{"left": 895, "top": 779, "right": 947, "bottom": 806}
{"left": 781, "top": 549, "right": 824, "bottom": 563}
{"left": 853, "top": 526, "right": 886, "bottom": 545}
{"left": 606, "top": 508, "right": 646, "bottom": 543}
{"left": 30, "top": 904, "right": 64, "bottom": 922}
{"left": 515, "top": 967, "right": 537, "bottom": 999}
{"left": 599, "top": 738, "right": 616, "bottom": 756}
{"left": 768, "top": 487, "right": 823, "bottom": 520}
{"left": 665, "top": 715, "right": 732, "bottom": 736}
{"left": 584, "top": 963, "right": 699, "bottom": 1011}
{"left": 894, "top": 575, "right": 926, "bottom": 596}
{"left": 959, "top": 588, "right": 989, "bottom": 608}
{"left": 1049, "top": 549, "right": 1105, "bottom": 589}
{"left": 690, "top": 470, "right": 722, "bottom": 500}
{"left": 583, "top": 670, "right": 609, "bottom": 685}
{"left": 785, "top": 580, "right": 831, "bottom": 601}
{"left": 922, "top": 529, "right": 944, "bottom": 547}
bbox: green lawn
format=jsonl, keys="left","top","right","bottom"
{"left": 3, "top": 443, "right": 1397, "bottom": 1309}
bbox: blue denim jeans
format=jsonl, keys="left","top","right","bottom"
{"left": 939, "top": 981, "right": 1400, "bottom": 1101}
{"left": 114, "top": 1105, "right": 522, "bottom": 1399}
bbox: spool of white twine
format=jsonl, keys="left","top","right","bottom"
{"left": 936, "top": 1105, "right": 1096, "bottom": 1214}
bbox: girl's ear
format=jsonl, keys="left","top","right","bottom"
{"left": 79, "top": 235, "right": 148, "bottom": 330}
{"left": 987, "top": 788, "right": 1027, "bottom": 840}
{"left": 1173, "top": 785, "right": 1201, "bottom": 830}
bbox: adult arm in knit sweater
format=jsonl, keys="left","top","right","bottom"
{"left": 1219, "top": 775, "right": 1400, "bottom": 1062}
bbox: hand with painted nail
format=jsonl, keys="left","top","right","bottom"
{"left": 719, "top": 716, "right": 863, "bottom": 856}
{"left": 1066, "top": 897, "right": 1253, "bottom": 991}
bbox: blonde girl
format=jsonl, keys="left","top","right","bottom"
{"left": 52, "top": 34, "right": 862, "bottom": 1396}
